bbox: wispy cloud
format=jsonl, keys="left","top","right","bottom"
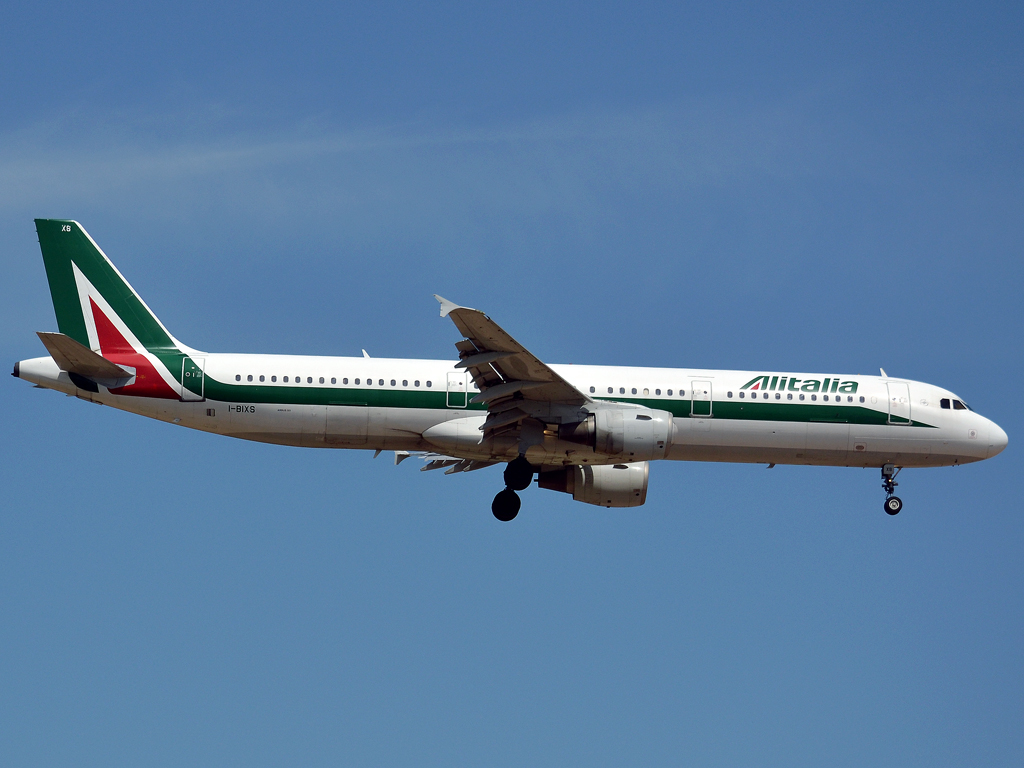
{"left": 0, "top": 100, "right": 847, "bottom": 242}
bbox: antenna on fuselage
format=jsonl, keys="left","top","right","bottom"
{"left": 879, "top": 368, "right": 888, "bottom": 378}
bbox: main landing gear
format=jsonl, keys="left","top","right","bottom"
{"left": 882, "top": 464, "right": 903, "bottom": 515}
{"left": 491, "top": 456, "right": 534, "bottom": 521}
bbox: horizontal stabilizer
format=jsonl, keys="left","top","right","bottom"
{"left": 37, "top": 332, "right": 131, "bottom": 380}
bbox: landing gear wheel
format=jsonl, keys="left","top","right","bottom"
{"left": 880, "top": 465, "right": 903, "bottom": 516}
{"left": 503, "top": 456, "right": 534, "bottom": 492}
{"left": 492, "top": 489, "right": 521, "bottom": 522}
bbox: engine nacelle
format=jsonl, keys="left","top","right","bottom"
{"left": 559, "top": 407, "right": 672, "bottom": 461}
{"left": 538, "top": 462, "right": 649, "bottom": 508}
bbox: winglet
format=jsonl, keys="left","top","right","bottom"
{"left": 434, "top": 294, "right": 473, "bottom": 318}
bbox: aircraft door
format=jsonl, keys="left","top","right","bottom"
{"left": 887, "top": 382, "right": 912, "bottom": 424}
{"left": 447, "top": 371, "right": 468, "bottom": 408}
{"left": 181, "top": 357, "right": 205, "bottom": 402}
{"left": 691, "top": 380, "right": 712, "bottom": 417}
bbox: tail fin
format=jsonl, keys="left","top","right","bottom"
{"left": 35, "top": 219, "right": 182, "bottom": 354}
{"left": 34, "top": 220, "right": 203, "bottom": 401}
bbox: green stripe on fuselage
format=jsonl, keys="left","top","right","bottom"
{"left": 198, "top": 378, "right": 936, "bottom": 427}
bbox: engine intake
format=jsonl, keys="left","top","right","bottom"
{"left": 538, "top": 462, "right": 649, "bottom": 508}
{"left": 558, "top": 407, "right": 672, "bottom": 461}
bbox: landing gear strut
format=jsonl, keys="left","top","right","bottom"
{"left": 882, "top": 464, "right": 903, "bottom": 515}
{"left": 492, "top": 456, "right": 535, "bottom": 521}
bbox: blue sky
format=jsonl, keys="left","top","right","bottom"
{"left": 1, "top": 2, "right": 1022, "bottom": 765}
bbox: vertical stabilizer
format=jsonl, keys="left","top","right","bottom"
{"left": 35, "top": 219, "right": 181, "bottom": 353}
{"left": 34, "top": 219, "right": 199, "bottom": 400}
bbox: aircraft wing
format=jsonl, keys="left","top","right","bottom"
{"left": 435, "top": 296, "right": 590, "bottom": 435}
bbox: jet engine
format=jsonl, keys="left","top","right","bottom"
{"left": 537, "top": 462, "right": 649, "bottom": 507}
{"left": 558, "top": 407, "right": 672, "bottom": 461}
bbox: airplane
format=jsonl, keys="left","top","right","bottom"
{"left": 14, "top": 219, "right": 1008, "bottom": 521}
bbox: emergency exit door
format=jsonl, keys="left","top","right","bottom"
{"left": 447, "top": 371, "right": 468, "bottom": 408}
{"left": 691, "top": 380, "right": 712, "bottom": 417}
{"left": 887, "top": 382, "right": 911, "bottom": 424}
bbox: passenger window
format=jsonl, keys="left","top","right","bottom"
{"left": 283, "top": 376, "right": 289, "bottom": 383}
{"left": 775, "top": 393, "right": 781, "bottom": 400}
{"left": 426, "top": 381, "right": 432, "bottom": 387}
{"left": 235, "top": 375, "right": 240, "bottom": 381}
{"left": 811, "top": 394, "right": 817, "bottom": 401}
{"left": 414, "top": 380, "right": 420, "bottom": 387}
{"left": 859, "top": 396, "right": 865, "bottom": 403}
{"left": 680, "top": 390, "right": 685, "bottom": 397}
{"left": 331, "top": 377, "right": 336, "bottom": 384}
{"left": 271, "top": 376, "right": 277, "bottom": 382}
{"left": 940, "top": 398, "right": 951, "bottom": 409}
{"left": 643, "top": 388, "right": 649, "bottom": 395}
{"left": 787, "top": 393, "right": 793, "bottom": 400}
{"left": 589, "top": 386, "right": 595, "bottom": 393}
{"left": 619, "top": 387, "right": 625, "bottom": 394}
{"left": 799, "top": 394, "right": 805, "bottom": 401}
{"left": 727, "top": 391, "right": 733, "bottom": 398}
{"left": 308, "top": 377, "right": 313, "bottom": 384}
{"left": 739, "top": 391, "right": 745, "bottom": 399}
{"left": 247, "top": 375, "right": 253, "bottom": 382}
{"left": 631, "top": 388, "right": 637, "bottom": 395}
{"left": 655, "top": 389, "right": 661, "bottom": 395}
{"left": 607, "top": 387, "right": 613, "bottom": 394}
{"left": 667, "top": 389, "right": 673, "bottom": 396}
{"left": 379, "top": 379, "right": 384, "bottom": 386}
{"left": 403, "top": 380, "right": 408, "bottom": 387}
{"left": 259, "top": 375, "right": 265, "bottom": 382}
{"left": 954, "top": 400, "right": 967, "bottom": 410}
{"left": 823, "top": 395, "right": 828, "bottom": 401}
{"left": 763, "top": 393, "right": 768, "bottom": 399}
{"left": 847, "top": 396, "right": 852, "bottom": 402}
{"left": 355, "top": 378, "right": 360, "bottom": 385}
{"left": 343, "top": 378, "right": 348, "bottom": 384}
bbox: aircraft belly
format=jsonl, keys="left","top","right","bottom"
{"left": 670, "top": 418, "right": 809, "bottom": 462}
{"left": 365, "top": 406, "right": 444, "bottom": 451}
{"left": 666, "top": 418, "right": 896, "bottom": 466}
{"left": 848, "top": 424, "right": 988, "bottom": 466}
{"left": 217, "top": 403, "right": 321, "bottom": 447}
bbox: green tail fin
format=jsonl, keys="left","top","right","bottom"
{"left": 35, "top": 219, "right": 179, "bottom": 353}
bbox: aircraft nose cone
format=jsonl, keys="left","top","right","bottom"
{"left": 989, "top": 422, "right": 1008, "bottom": 458}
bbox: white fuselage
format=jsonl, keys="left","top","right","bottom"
{"left": 16, "top": 352, "right": 1008, "bottom": 469}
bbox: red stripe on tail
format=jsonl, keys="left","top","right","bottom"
{"left": 91, "top": 298, "right": 179, "bottom": 399}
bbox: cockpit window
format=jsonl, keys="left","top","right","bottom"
{"left": 953, "top": 399, "right": 967, "bottom": 410}
{"left": 940, "top": 398, "right": 950, "bottom": 409}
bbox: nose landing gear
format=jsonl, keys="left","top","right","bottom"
{"left": 491, "top": 456, "right": 534, "bottom": 521}
{"left": 882, "top": 464, "right": 903, "bottom": 515}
